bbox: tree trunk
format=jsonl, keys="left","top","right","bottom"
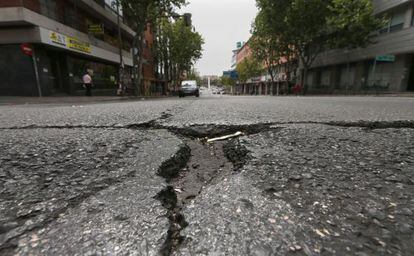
{"left": 132, "top": 36, "right": 138, "bottom": 95}
{"left": 268, "top": 68, "right": 276, "bottom": 96}
{"left": 285, "top": 70, "right": 290, "bottom": 95}
{"left": 134, "top": 27, "right": 145, "bottom": 96}
{"left": 302, "top": 67, "right": 309, "bottom": 95}
{"left": 136, "top": 52, "right": 144, "bottom": 96}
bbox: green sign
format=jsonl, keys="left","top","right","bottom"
{"left": 376, "top": 55, "right": 395, "bottom": 62}
{"left": 88, "top": 24, "right": 104, "bottom": 35}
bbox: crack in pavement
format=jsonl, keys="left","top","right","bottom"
{"left": 2, "top": 120, "right": 414, "bottom": 133}
{"left": 1, "top": 110, "right": 414, "bottom": 255}
{"left": 155, "top": 144, "right": 191, "bottom": 256}
{"left": 153, "top": 135, "right": 256, "bottom": 255}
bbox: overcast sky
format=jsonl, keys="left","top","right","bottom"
{"left": 179, "top": 0, "right": 258, "bottom": 76}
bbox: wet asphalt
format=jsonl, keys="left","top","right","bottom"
{"left": 0, "top": 95, "right": 413, "bottom": 256}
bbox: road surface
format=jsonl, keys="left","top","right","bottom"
{"left": 1, "top": 95, "right": 413, "bottom": 255}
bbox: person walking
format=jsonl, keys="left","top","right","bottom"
{"left": 82, "top": 69, "right": 93, "bottom": 96}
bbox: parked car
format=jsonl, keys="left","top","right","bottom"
{"left": 179, "top": 80, "right": 200, "bottom": 97}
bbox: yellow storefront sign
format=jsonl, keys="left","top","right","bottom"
{"left": 50, "top": 32, "right": 66, "bottom": 46}
{"left": 49, "top": 31, "right": 91, "bottom": 54}
{"left": 67, "top": 37, "right": 91, "bottom": 54}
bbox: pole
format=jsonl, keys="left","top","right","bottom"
{"left": 74, "top": 0, "right": 77, "bottom": 29}
{"left": 371, "top": 58, "right": 377, "bottom": 88}
{"left": 116, "top": 0, "right": 123, "bottom": 91}
{"left": 32, "top": 48, "right": 42, "bottom": 97}
{"left": 346, "top": 51, "right": 350, "bottom": 95}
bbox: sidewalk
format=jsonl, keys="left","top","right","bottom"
{"left": 0, "top": 96, "right": 169, "bottom": 106}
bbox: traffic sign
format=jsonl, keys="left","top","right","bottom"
{"left": 376, "top": 55, "right": 395, "bottom": 62}
{"left": 20, "top": 43, "right": 33, "bottom": 56}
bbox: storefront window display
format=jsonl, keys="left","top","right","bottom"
{"left": 69, "top": 57, "right": 118, "bottom": 90}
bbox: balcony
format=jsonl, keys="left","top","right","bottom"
{"left": 312, "top": 27, "right": 414, "bottom": 68}
{"left": 373, "top": 0, "right": 413, "bottom": 14}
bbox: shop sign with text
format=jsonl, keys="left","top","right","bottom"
{"left": 50, "top": 32, "right": 66, "bottom": 46}
{"left": 49, "top": 31, "right": 91, "bottom": 54}
{"left": 88, "top": 24, "right": 104, "bottom": 35}
{"left": 67, "top": 37, "right": 91, "bottom": 53}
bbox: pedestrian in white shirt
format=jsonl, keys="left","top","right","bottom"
{"left": 82, "top": 69, "right": 93, "bottom": 96}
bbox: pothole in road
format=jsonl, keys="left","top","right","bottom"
{"left": 155, "top": 131, "right": 252, "bottom": 255}
{"left": 173, "top": 139, "right": 235, "bottom": 207}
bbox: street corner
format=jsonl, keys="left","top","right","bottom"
{"left": 237, "top": 124, "right": 414, "bottom": 255}
{"left": 0, "top": 128, "right": 186, "bottom": 254}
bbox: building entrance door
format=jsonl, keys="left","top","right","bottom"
{"left": 48, "top": 52, "right": 68, "bottom": 95}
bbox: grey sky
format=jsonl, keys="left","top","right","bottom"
{"left": 179, "top": 0, "right": 258, "bottom": 76}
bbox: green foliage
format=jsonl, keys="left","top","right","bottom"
{"left": 119, "top": 0, "right": 186, "bottom": 26}
{"left": 117, "top": 0, "right": 186, "bottom": 94}
{"left": 256, "top": 0, "right": 383, "bottom": 64}
{"left": 236, "top": 57, "right": 262, "bottom": 83}
{"left": 327, "top": 0, "right": 386, "bottom": 49}
{"left": 186, "top": 69, "right": 203, "bottom": 86}
{"left": 255, "top": 0, "right": 383, "bottom": 91}
{"left": 250, "top": 12, "right": 290, "bottom": 82}
{"left": 166, "top": 18, "right": 204, "bottom": 84}
{"left": 220, "top": 76, "right": 235, "bottom": 87}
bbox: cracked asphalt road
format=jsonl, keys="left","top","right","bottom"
{"left": 0, "top": 95, "right": 413, "bottom": 256}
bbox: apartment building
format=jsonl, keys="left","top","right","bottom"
{"left": 307, "top": 0, "right": 414, "bottom": 93}
{"left": 142, "top": 23, "right": 166, "bottom": 96}
{"left": 0, "top": 0, "right": 135, "bottom": 96}
{"left": 234, "top": 40, "right": 282, "bottom": 95}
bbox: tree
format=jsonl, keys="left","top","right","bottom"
{"left": 118, "top": 0, "right": 186, "bottom": 95}
{"left": 186, "top": 69, "right": 202, "bottom": 86}
{"left": 255, "top": 0, "right": 384, "bottom": 94}
{"left": 220, "top": 76, "right": 236, "bottom": 92}
{"left": 166, "top": 18, "right": 204, "bottom": 89}
{"left": 154, "top": 17, "right": 173, "bottom": 90}
{"left": 250, "top": 12, "right": 293, "bottom": 95}
{"left": 328, "top": 0, "right": 385, "bottom": 49}
{"left": 236, "top": 57, "right": 262, "bottom": 83}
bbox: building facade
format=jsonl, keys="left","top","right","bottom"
{"left": 306, "top": 0, "right": 414, "bottom": 94}
{"left": 233, "top": 40, "right": 286, "bottom": 96}
{"left": 0, "top": 0, "right": 135, "bottom": 96}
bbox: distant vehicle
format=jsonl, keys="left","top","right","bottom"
{"left": 179, "top": 80, "right": 199, "bottom": 98}
{"left": 213, "top": 87, "right": 225, "bottom": 95}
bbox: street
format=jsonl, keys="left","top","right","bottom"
{"left": 1, "top": 95, "right": 414, "bottom": 256}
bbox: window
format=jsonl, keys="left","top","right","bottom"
{"left": 63, "top": 5, "right": 77, "bottom": 29}
{"left": 70, "top": 57, "right": 118, "bottom": 90}
{"left": 380, "top": 10, "right": 405, "bottom": 34}
{"left": 390, "top": 12, "right": 405, "bottom": 32}
{"left": 39, "top": 0, "right": 57, "bottom": 20}
{"left": 93, "top": 0, "right": 105, "bottom": 8}
{"left": 339, "top": 65, "right": 356, "bottom": 89}
{"left": 105, "top": 0, "right": 123, "bottom": 17}
{"left": 412, "top": 10, "right": 414, "bottom": 26}
{"left": 367, "top": 61, "right": 393, "bottom": 88}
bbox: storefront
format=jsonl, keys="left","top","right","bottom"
{"left": 0, "top": 27, "right": 133, "bottom": 96}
